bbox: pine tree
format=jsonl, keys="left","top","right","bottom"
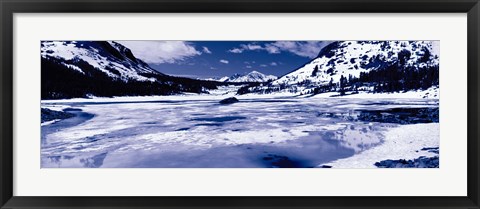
{"left": 339, "top": 75, "right": 347, "bottom": 95}
{"left": 312, "top": 65, "right": 319, "bottom": 77}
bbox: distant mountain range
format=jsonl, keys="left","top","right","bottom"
{"left": 214, "top": 71, "right": 277, "bottom": 83}
{"left": 238, "top": 41, "right": 439, "bottom": 96}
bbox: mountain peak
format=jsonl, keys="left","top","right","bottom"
{"left": 41, "top": 41, "right": 219, "bottom": 99}
{"left": 273, "top": 41, "right": 439, "bottom": 86}
{"left": 241, "top": 41, "right": 439, "bottom": 96}
{"left": 41, "top": 41, "right": 160, "bottom": 82}
{"left": 219, "top": 70, "right": 277, "bottom": 83}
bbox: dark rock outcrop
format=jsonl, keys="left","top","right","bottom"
{"left": 41, "top": 108, "right": 75, "bottom": 123}
{"left": 357, "top": 107, "right": 439, "bottom": 124}
{"left": 219, "top": 97, "right": 239, "bottom": 104}
{"left": 374, "top": 156, "right": 439, "bottom": 168}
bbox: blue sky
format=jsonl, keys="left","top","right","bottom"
{"left": 117, "top": 41, "right": 331, "bottom": 79}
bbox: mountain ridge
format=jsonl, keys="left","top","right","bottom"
{"left": 238, "top": 41, "right": 439, "bottom": 96}
{"left": 41, "top": 41, "right": 220, "bottom": 99}
{"left": 220, "top": 70, "right": 277, "bottom": 83}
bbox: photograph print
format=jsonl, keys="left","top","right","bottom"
{"left": 41, "top": 40, "right": 439, "bottom": 168}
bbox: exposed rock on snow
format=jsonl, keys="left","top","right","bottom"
{"left": 219, "top": 97, "right": 239, "bottom": 104}
{"left": 374, "top": 155, "right": 439, "bottom": 168}
{"left": 41, "top": 108, "right": 74, "bottom": 123}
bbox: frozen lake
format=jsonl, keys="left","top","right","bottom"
{"left": 41, "top": 97, "right": 439, "bottom": 168}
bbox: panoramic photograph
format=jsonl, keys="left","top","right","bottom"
{"left": 40, "top": 40, "right": 439, "bottom": 168}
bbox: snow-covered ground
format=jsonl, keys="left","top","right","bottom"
{"left": 40, "top": 86, "right": 299, "bottom": 104}
{"left": 320, "top": 123, "right": 439, "bottom": 168}
{"left": 41, "top": 85, "right": 439, "bottom": 106}
{"left": 312, "top": 86, "right": 439, "bottom": 99}
{"left": 41, "top": 94, "right": 439, "bottom": 168}
{"left": 41, "top": 119, "right": 60, "bottom": 126}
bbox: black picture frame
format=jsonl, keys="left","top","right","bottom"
{"left": 1, "top": 0, "right": 479, "bottom": 208}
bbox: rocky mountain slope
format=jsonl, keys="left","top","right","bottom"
{"left": 238, "top": 41, "right": 439, "bottom": 97}
{"left": 41, "top": 41, "right": 220, "bottom": 99}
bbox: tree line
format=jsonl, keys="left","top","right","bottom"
{"left": 41, "top": 58, "right": 221, "bottom": 99}
{"left": 237, "top": 50, "right": 438, "bottom": 96}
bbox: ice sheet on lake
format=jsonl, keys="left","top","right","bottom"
{"left": 41, "top": 97, "right": 439, "bottom": 168}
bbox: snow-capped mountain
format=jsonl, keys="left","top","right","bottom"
{"left": 42, "top": 41, "right": 160, "bottom": 82}
{"left": 240, "top": 41, "right": 439, "bottom": 96}
{"left": 201, "top": 76, "right": 229, "bottom": 82}
{"left": 221, "top": 71, "right": 277, "bottom": 83}
{"left": 217, "top": 76, "right": 230, "bottom": 82}
{"left": 273, "top": 41, "right": 438, "bottom": 86}
{"left": 41, "top": 41, "right": 218, "bottom": 99}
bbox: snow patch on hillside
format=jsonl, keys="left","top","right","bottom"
{"left": 41, "top": 41, "right": 157, "bottom": 82}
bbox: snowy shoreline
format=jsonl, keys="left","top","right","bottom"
{"left": 320, "top": 123, "right": 439, "bottom": 168}
{"left": 41, "top": 119, "right": 60, "bottom": 126}
{"left": 40, "top": 90, "right": 439, "bottom": 104}
{"left": 311, "top": 87, "right": 438, "bottom": 99}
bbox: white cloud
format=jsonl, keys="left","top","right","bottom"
{"left": 228, "top": 44, "right": 262, "bottom": 54}
{"left": 116, "top": 41, "right": 201, "bottom": 64}
{"left": 202, "top": 46, "right": 212, "bottom": 54}
{"left": 242, "top": 44, "right": 262, "bottom": 50}
{"left": 220, "top": 59, "right": 229, "bottom": 64}
{"left": 228, "top": 48, "right": 243, "bottom": 53}
{"left": 260, "top": 64, "right": 268, "bottom": 67}
{"left": 270, "top": 62, "right": 278, "bottom": 66}
{"left": 227, "top": 41, "right": 332, "bottom": 58}
{"left": 246, "top": 65, "right": 252, "bottom": 68}
{"left": 265, "top": 45, "right": 281, "bottom": 54}
{"left": 265, "top": 41, "right": 332, "bottom": 58}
